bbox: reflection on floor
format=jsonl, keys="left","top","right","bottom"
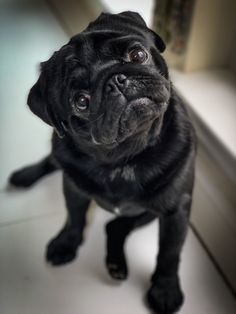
{"left": 0, "top": 2, "right": 236, "bottom": 314}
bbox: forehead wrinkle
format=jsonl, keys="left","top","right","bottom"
{"left": 72, "top": 34, "right": 95, "bottom": 67}
{"left": 82, "top": 34, "right": 95, "bottom": 66}
{"left": 85, "top": 28, "right": 146, "bottom": 46}
{"left": 96, "top": 36, "right": 146, "bottom": 61}
{"left": 69, "top": 67, "right": 89, "bottom": 91}
{"left": 107, "top": 35, "right": 145, "bottom": 49}
{"left": 87, "top": 16, "right": 147, "bottom": 38}
{"left": 84, "top": 28, "right": 145, "bottom": 50}
{"left": 84, "top": 31, "right": 125, "bottom": 53}
{"left": 83, "top": 29, "right": 125, "bottom": 38}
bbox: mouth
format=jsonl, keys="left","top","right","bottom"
{"left": 91, "top": 96, "right": 164, "bottom": 149}
{"left": 91, "top": 133, "right": 119, "bottom": 149}
{"left": 117, "top": 97, "right": 165, "bottom": 138}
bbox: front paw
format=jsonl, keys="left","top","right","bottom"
{"left": 146, "top": 277, "right": 184, "bottom": 314}
{"left": 106, "top": 254, "right": 128, "bottom": 280}
{"left": 46, "top": 229, "right": 81, "bottom": 266}
{"left": 9, "top": 168, "right": 37, "bottom": 188}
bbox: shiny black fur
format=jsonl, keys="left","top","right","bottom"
{"left": 9, "top": 12, "right": 196, "bottom": 314}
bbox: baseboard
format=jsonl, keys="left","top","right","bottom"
{"left": 191, "top": 140, "right": 236, "bottom": 292}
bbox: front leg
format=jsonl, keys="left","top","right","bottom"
{"left": 46, "top": 173, "right": 91, "bottom": 265}
{"left": 147, "top": 194, "right": 191, "bottom": 314}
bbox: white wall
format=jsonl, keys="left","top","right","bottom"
{"left": 101, "top": 0, "right": 154, "bottom": 26}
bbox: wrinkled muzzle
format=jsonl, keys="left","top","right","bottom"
{"left": 90, "top": 72, "right": 170, "bottom": 147}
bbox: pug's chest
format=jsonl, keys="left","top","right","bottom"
{"left": 66, "top": 161, "right": 141, "bottom": 204}
{"left": 91, "top": 164, "right": 140, "bottom": 200}
{"left": 89, "top": 165, "right": 146, "bottom": 216}
{"left": 54, "top": 143, "right": 147, "bottom": 213}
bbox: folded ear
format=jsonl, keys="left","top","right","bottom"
{"left": 27, "top": 73, "right": 50, "bottom": 125}
{"left": 27, "top": 61, "right": 65, "bottom": 138}
{"left": 150, "top": 30, "right": 166, "bottom": 53}
{"left": 118, "top": 11, "right": 147, "bottom": 26}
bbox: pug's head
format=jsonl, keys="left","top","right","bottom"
{"left": 28, "top": 11, "right": 171, "bottom": 162}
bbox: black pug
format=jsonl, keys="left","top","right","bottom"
{"left": 9, "top": 11, "right": 196, "bottom": 314}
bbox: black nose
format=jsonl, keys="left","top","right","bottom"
{"left": 114, "top": 74, "right": 127, "bottom": 86}
{"left": 106, "top": 74, "right": 127, "bottom": 94}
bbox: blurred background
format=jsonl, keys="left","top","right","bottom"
{"left": 0, "top": 1, "right": 235, "bottom": 313}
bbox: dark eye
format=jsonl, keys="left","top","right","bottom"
{"left": 129, "top": 48, "right": 148, "bottom": 63}
{"left": 73, "top": 94, "right": 90, "bottom": 111}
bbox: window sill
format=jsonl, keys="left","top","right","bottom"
{"left": 170, "top": 68, "right": 236, "bottom": 184}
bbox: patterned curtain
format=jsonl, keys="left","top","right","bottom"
{"left": 152, "top": 0, "right": 195, "bottom": 54}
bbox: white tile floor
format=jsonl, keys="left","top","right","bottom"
{"left": 0, "top": 2, "right": 236, "bottom": 314}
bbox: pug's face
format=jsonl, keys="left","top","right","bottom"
{"left": 28, "top": 12, "right": 170, "bottom": 161}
